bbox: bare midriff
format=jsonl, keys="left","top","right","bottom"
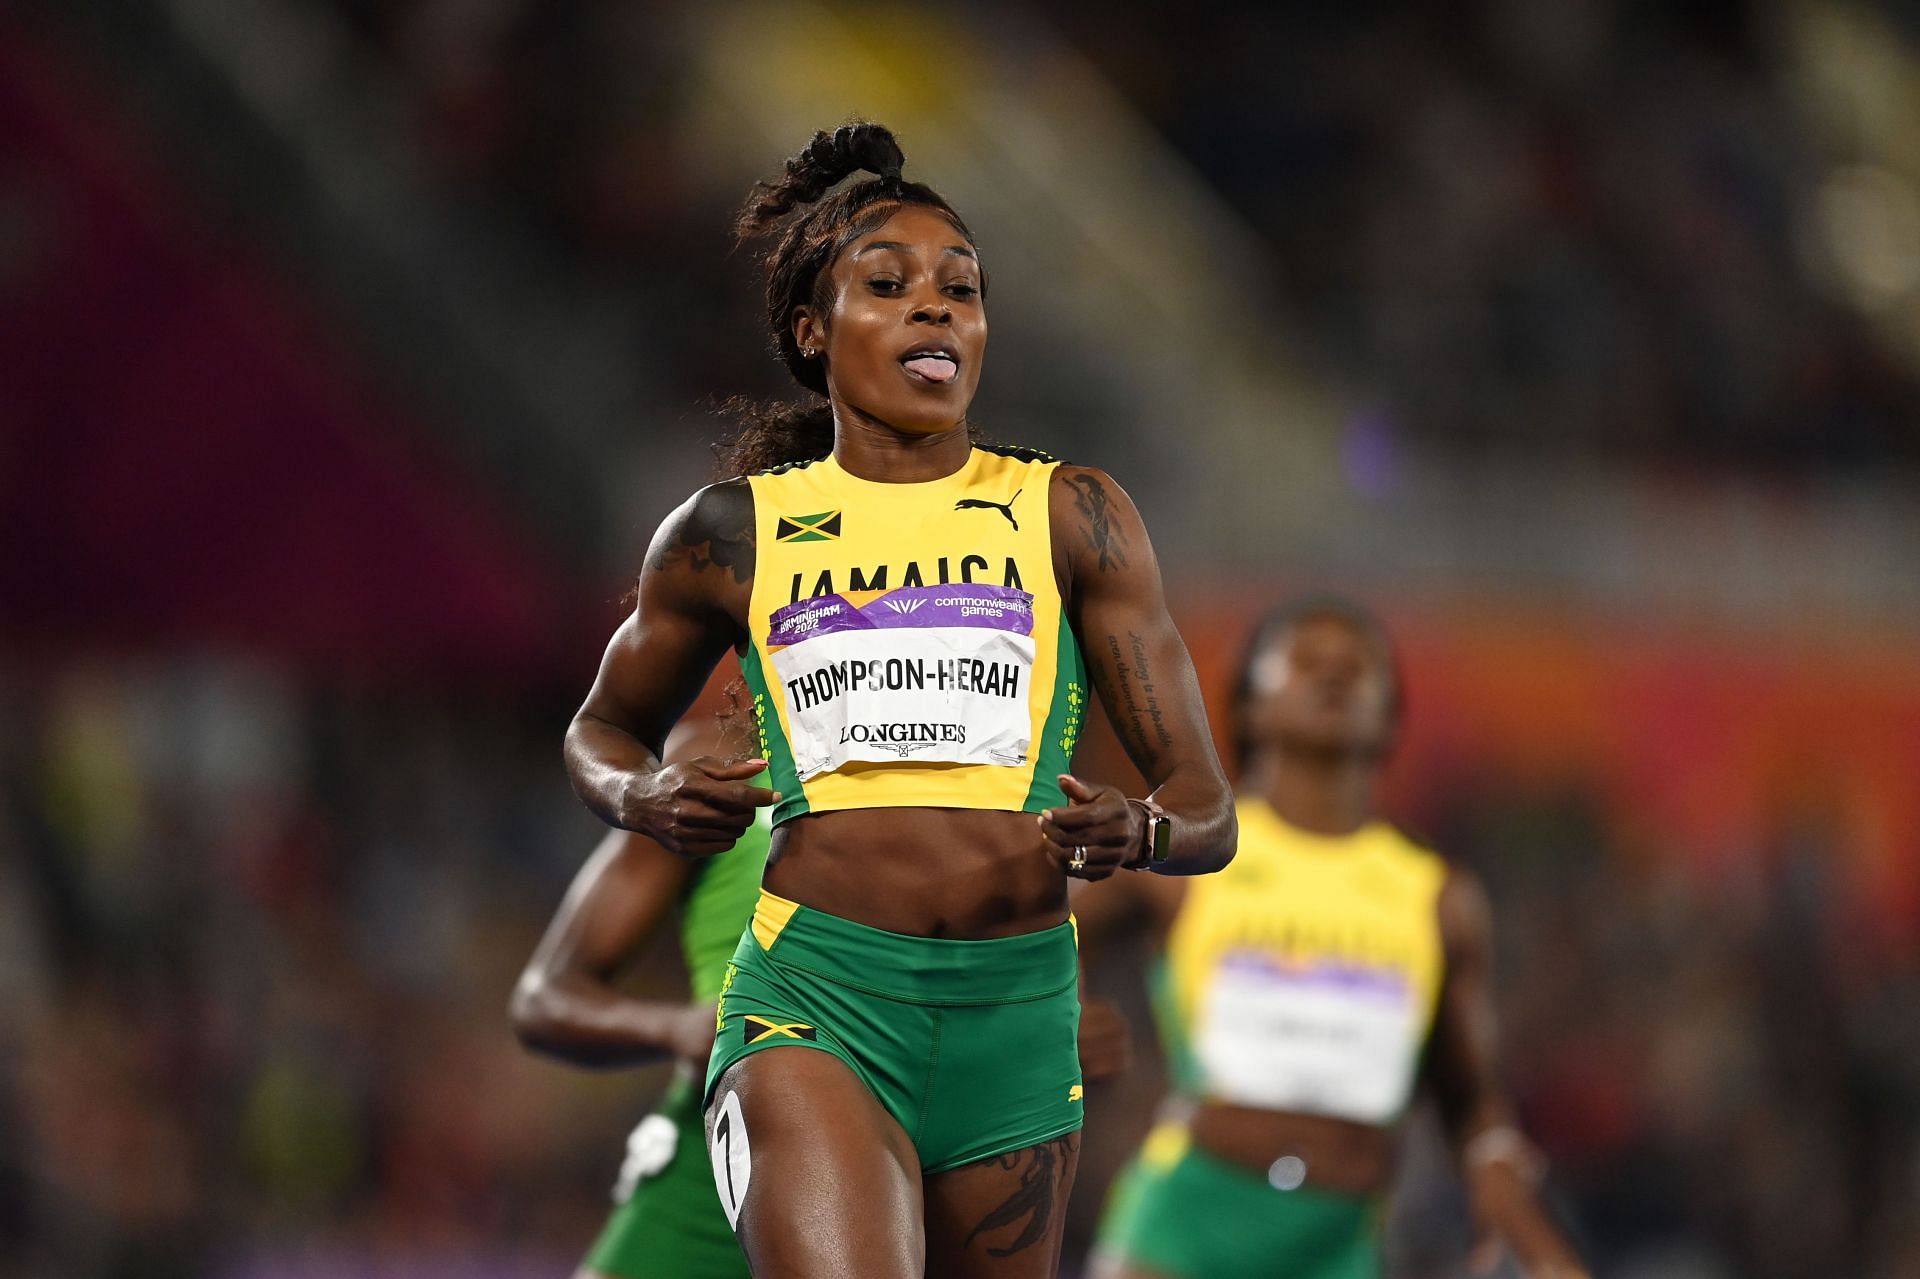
{"left": 1186, "top": 1102, "right": 1398, "bottom": 1197}
{"left": 764, "top": 806, "right": 1069, "bottom": 939}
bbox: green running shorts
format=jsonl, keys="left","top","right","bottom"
{"left": 704, "top": 890, "right": 1084, "bottom": 1175}
{"left": 1095, "top": 1123, "right": 1382, "bottom": 1279}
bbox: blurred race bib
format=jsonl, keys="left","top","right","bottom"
{"left": 611, "top": 1113, "right": 679, "bottom": 1203}
{"left": 1195, "top": 951, "right": 1422, "bottom": 1124}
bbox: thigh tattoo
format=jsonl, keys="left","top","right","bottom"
{"left": 964, "top": 1134, "right": 1080, "bottom": 1258}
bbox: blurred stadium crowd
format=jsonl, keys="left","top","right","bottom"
{"left": 8, "top": 637, "right": 1918, "bottom": 1278}
{"left": 1053, "top": 1, "right": 1920, "bottom": 467}
{"left": 5, "top": 2, "right": 1920, "bottom": 1278}
{"left": 320, "top": 0, "right": 1920, "bottom": 466}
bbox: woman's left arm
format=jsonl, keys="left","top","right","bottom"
{"left": 1428, "top": 867, "right": 1589, "bottom": 1279}
{"left": 1040, "top": 465, "right": 1235, "bottom": 879}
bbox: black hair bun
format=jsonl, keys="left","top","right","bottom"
{"left": 739, "top": 122, "right": 905, "bottom": 234}
{"left": 842, "top": 124, "right": 904, "bottom": 179}
{"left": 798, "top": 123, "right": 904, "bottom": 189}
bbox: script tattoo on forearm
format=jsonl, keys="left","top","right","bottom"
{"left": 1068, "top": 473, "right": 1128, "bottom": 572}
{"left": 1099, "top": 631, "right": 1175, "bottom": 766}
{"left": 649, "top": 486, "right": 755, "bottom": 585}
{"left": 963, "top": 1133, "right": 1078, "bottom": 1258}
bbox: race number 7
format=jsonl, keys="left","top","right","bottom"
{"left": 710, "top": 1090, "right": 752, "bottom": 1229}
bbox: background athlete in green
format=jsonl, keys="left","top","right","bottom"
{"left": 514, "top": 700, "right": 768, "bottom": 1279}
{"left": 516, "top": 689, "right": 1135, "bottom": 1279}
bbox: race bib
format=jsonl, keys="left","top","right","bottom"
{"left": 765, "top": 585, "right": 1036, "bottom": 779}
{"left": 1194, "top": 951, "right": 1422, "bottom": 1124}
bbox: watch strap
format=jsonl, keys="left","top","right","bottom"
{"left": 1124, "top": 797, "right": 1171, "bottom": 870}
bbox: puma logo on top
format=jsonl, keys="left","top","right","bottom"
{"left": 954, "top": 488, "right": 1021, "bottom": 530}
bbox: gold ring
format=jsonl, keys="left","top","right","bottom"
{"left": 1070, "top": 846, "right": 1088, "bottom": 870}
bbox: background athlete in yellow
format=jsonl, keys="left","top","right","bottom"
{"left": 562, "top": 123, "right": 1235, "bottom": 1278}
{"left": 1080, "top": 597, "right": 1586, "bottom": 1279}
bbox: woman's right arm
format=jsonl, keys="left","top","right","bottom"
{"left": 564, "top": 479, "right": 779, "bottom": 856}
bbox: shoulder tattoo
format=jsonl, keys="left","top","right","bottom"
{"left": 1066, "top": 471, "right": 1129, "bottom": 573}
{"left": 650, "top": 483, "right": 755, "bottom": 586}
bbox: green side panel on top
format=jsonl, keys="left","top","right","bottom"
{"left": 679, "top": 794, "right": 772, "bottom": 1001}
{"left": 741, "top": 646, "right": 809, "bottom": 824}
{"left": 1022, "top": 611, "right": 1088, "bottom": 813}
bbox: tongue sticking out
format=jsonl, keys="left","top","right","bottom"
{"left": 904, "top": 355, "right": 957, "bottom": 383}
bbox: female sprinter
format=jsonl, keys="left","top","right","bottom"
{"left": 562, "top": 123, "right": 1235, "bottom": 1279}
{"left": 513, "top": 698, "right": 1135, "bottom": 1279}
{"left": 1082, "top": 596, "right": 1587, "bottom": 1279}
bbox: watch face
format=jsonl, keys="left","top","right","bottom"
{"left": 1149, "top": 815, "right": 1171, "bottom": 860}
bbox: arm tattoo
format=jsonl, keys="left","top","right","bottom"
{"left": 963, "top": 1133, "right": 1077, "bottom": 1258}
{"left": 649, "top": 485, "right": 755, "bottom": 585}
{"left": 1099, "top": 631, "right": 1176, "bottom": 767}
{"left": 1067, "top": 473, "right": 1128, "bottom": 572}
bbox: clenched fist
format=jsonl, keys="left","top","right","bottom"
{"left": 620, "top": 756, "right": 780, "bottom": 858}
{"left": 1039, "top": 773, "right": 1143, "bottom": 881}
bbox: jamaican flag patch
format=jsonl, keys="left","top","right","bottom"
{"left": 776, "top": 511, "right": 842, "bottom": 542}
{"left": 742, "top": 1015, "right": 817, "bottom": 1044}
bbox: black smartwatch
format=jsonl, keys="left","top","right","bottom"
{"left": 1125, "top": 797, "right": 1172, "bottom": 870}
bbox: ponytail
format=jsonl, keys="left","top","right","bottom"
{"left": 711, "top": 396, "right": 834, "bottom": 477}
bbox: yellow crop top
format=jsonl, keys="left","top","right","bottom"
{"left": 1161, "top": 797, "right": 1449, "bottom": 1124}
{"left": 740, "top": 445, "right": 1087, "bottom": 825}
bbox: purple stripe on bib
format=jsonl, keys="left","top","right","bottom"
{"left": 768, "top": 585, "right": 1034, "bottom": 648}
{"left": 1219, "top": 952, "right": 1410, "bottom": 999}
{"left": 766, "top": 595, "right": 873, "bottom": 646}
{"left": 1294, "top": 967, "right": 1411, "bottom": 1000}
{"left": 858, "top": 585, "right": 1034, "bottom": 634}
